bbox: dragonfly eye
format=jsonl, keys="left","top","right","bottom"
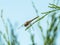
{"left": 24, "top": 20, "right": 31, "bottom": 27}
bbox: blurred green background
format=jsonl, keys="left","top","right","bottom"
{"left": 0, "top": 0, "right": 60, "bottom": 45}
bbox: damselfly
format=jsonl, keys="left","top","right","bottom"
{"left": 24, "top": 16, "right": 39, "bottom": 27}
{"left": 18, "top": 16, "right": 39, "bottom": 29}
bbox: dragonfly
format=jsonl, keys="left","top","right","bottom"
{"left": 24, "top": 16, "right": 39, "bottom": 27}
{"left": 18, "top": 16, "right": 39, "bottom": 29}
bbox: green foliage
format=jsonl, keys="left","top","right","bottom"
{"left": 0, "top": 0, "right": 60, "bottom": 45}
{"left": 30, "top": 34, "right": 35, "bottom": 45}
{"left": 25, "top": 14, "right": 48, "bottom": 30}
{"left": 48, "top": 3, "right": 60, "bottom": 10}
{"left": 25, "top": 0, "right": 60, "bottom": 45}
{"left": 0, "top": 10, "right": 20, "bottom": 45}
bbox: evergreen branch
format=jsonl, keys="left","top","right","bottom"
{"left": 48, "top": 3, "right": 60, "bottom": 10}
{"left": 25, "top": 14, "right": 47, "bottom": 30}
{"left": 25, "top": 10, "right": 56, "bottom": 30}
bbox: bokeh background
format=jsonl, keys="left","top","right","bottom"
{"left": 0, "top": 0, "right": 60, "bottom": 45}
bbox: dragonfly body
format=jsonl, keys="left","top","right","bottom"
{"left": 18, "top": 16, "right": 39, "bottom": 29}
{"left": 24, "top": 16, "right": 39, "bottom": 27}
